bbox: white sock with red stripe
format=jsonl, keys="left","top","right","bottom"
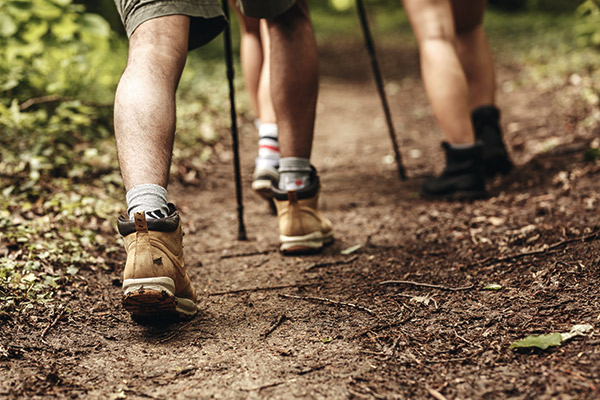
{"left": 256, "top": 123, "right": 279, "bottom": 169}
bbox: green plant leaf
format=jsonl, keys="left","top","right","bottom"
{"left": 0, "top": 13, "right": 18, "bottom": 37}
{"left": 584, "top": 147, "right": 600, "bottom": 162}
{"left": 81, "top": 13, "right": 110, "bottom": 37}
{"left": 510, "top": 333, "right": 562, "bottom": 350}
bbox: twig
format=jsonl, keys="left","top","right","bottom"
{"left": 279, "top": 294, "right": 376, "bottom": 316}
{"left": 220, "top": 249, "right": 274, "bottom": 259}
{"left": 243, "top": 380, "right": 292, "bottom": 392}
{"left": 564, "top": 369, "right": 598, "bottom": 393}
{"left": 352, "top": 310, "right": 415, "bottom": 338}
{"left": 427, "top": 387, "right": 448, "bottom": 400}
{"left": 41, "top": 305, "right": 66, "bottom": 343}
{"left": 18, "top": 95, "right": 111, "bottom": 111}
{"left": 305, "top": 255, "right": 358, "bottom": 271}
{"left": 347, "top": 388, "right": 372, "bottom": 399}
{"left": 123, "top": 388, "right": 158, "bottom": 399}
{"left": 19, "top": 95, "right": 61, "bottom": 111}
{"left": 379, "top": 280, "right": 474, "bottom": 291}
{"left": 297, "top": 365, "right": 326, "bottom": 375}
{"left": 262, "top": 314, "right": 288, "bottom": 338}
{"left": 424, "top": 357, "right": 468, "bottom": 364}
{"left": 209, "top": 282, "right": 318, "bottom": 296}
{"left": 475, "top": 230, "right": 600, "bottom": 267}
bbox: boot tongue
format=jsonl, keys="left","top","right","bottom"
{"left": 134, "top": 211, "right": 148, "bottom": 233}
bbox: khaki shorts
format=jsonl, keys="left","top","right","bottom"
{"left": 114, "top": 0, "right": 297, "bottom": 50}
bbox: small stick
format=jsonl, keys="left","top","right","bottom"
{"left": 262, "top": 314, "right": 288, "bottom": 338}
{"left": 19, "top": 94, "right": 61, "bottom": 111}
{"left": 209, "top": 282, "right": 318, "bottom": 296}
{"left": 475, "top": 229, "right": 600, "bottom": 267}
{"left": 305, "top": 255, "right": 358, "bottom": 271}
{"left": 427, "top": 387, "right": 448, "bottom": 400}
{"left": 352, "top": 310, "right": 415, "bottom": 338}
{"left": 220, "top": 249, "right": 274, "bottom": 259}
{"left": 297, "top": 365, "right": 326, "bottom": 375}
{"left": 379, "top": 280, "right": 474, "bottom": 291}
{"left": 243, "top": 380, "right": 290, "bottom": 392}
{"left": 279, "top": 294, "right": 376, "bottom": 316}
{"left": 41, "top": 305, "right": 66, "bottom": 343}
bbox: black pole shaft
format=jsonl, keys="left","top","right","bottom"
{"left": 222, "top": 0, "right": 247, "bottom": 240}
{"left": 355, "top": 0, "right": 406, "bottom": 180}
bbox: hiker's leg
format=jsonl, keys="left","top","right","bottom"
{"left": 402, "top": 0, "right": 474, "bottom": 145}
{"left": 266, "top": 0, "right": 317, "bottom": 158}
{"left": 246, "top": 17, "right": 279, "bottom": 200}
{"left": 257, "top": 20, "right": 276, "bottom": 124}
{"left": 453, "top": 0, "right": 512, "bottom": 176}
{"left": 231, "top": 3, "right": 264, "bottom": 118}
{"left": 452, "top": 0, "right": 495, "bottom": 109}
{"left": 114, "top": 15, "right": 190, "bottom": 190}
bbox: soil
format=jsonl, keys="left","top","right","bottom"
{"left": 2, "top": 36, "right": 600, "bottom": 399}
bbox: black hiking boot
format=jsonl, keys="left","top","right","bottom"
{"left": 472, "top": 105, "right": 513, "bottom": 177}
{"left": 421, "top": 142, "right": 488, "bottom": 200}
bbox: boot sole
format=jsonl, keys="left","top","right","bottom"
{"left": 252, "top": 179, "right": 277, "bottom": 215}
{"left": 122, "top": 277, "right": 197, "bottom": 320}
{"left": 252, "top": 179, "right": 274, "bottom": 200}
{"left": 280, "top": 231, "right": 334, "bottom": 255}
{"left": 484, "top": 155, "right": 513, "bottom": 177}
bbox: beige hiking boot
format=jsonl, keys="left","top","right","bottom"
{"left": 272, "top": 171, "right": 333, "bottom": 254}
{"left": 117, "top": 205, "right": 197, "bottom": 319}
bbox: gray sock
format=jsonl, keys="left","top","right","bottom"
{"left": 278, "top": 157, "right": 312, "bottom": 191}
{"left": 126, "top": 184, "right": 170, "bottom": 220}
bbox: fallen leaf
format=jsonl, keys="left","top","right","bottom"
{"left": 510, "top": 333, "right": 562, "bottom": 350}
{"left": 510, "top": 324, "right": 593, "bottom": 350}
{"left": 561, "top": 324, "right": 593, "bottom": 341}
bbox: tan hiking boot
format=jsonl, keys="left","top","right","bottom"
{"left": 272, "top": 171, "right": 333, "bottom": 254}
{"left": 117, "top": 205, "right": 197, "bottom": 319}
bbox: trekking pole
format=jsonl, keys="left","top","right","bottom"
{"left": 355, "top": 0, "right": 406, "bottom": 180}
{"left": 222, "top": 0, "right": 248, "bottom": 240}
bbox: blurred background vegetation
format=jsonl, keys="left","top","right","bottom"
{"left": 1, "top": 0, "right": 598, "bottom": 314}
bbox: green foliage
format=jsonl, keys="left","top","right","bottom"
{"left": 584, "top": 147, "right": 600, "bottom": 161}
{"left": 483, "top": 11, "right": 600, "bottom": 128}
{"left": 0, "top": 1, "right": 232, "bottom": 314}
{"left": 0, "top": 0, "right": 122, "bottom": 102}
{"left": 0, "top": 0, "right": 126, "bottom": 312}
{"left": 575, "top": 0, "right": 600, "bottom": 48}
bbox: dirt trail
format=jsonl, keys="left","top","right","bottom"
{"left": 2, "top": 38, "right": 600, "bottom": 399}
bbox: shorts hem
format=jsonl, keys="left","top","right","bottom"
{"left": 124, "top": 1, "right": 226, "bottom": 50}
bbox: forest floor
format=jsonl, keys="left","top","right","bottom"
{"left": 2, "top": 23, "right": 600, "bottom": 400}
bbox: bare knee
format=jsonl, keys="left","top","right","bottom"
{"left": 266, "top": 0, "right": 311, "bottom": 36}
{"left": 128, "top": 16, "right": 189, "bottom": 73}
{"left": 451, "top": 0, "right": 485, "bottom": 34}
{"left": 404, "top": 0, "right": 456, "bottom": 44}
{"left": 418, "top": 19, "right": 456, "bottom": 44}
{"left": 239, "top": 15, "right": 261, "bottom": 34}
